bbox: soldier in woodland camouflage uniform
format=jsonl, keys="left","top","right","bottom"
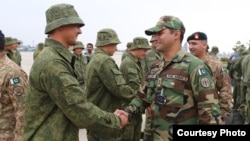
{"left": 85, "top": 28, "right": 135, "bottom": 141}
{"left": 121, "top": 42, "right": 132, "bottom": 61}
{"left": 119, "top": 15, "right": 221, "bottom": 141}
{"left": 0, "top": 30, "right": 28, "bottom": 141}
{"left": 33, "top": 42, "right": 44, "bottom": 60}
{"left": 72, "top": 41, "right": 88, "bottom": 89}
{"left": 23, "top": 4, "right": 128, "bottom": 141}
{"left": 120, "top": 37, "right": 151, "bottom": 141}
{"left": 187, "top": 32, "right": 232, "bottom": 122}
{"left": 4, "top": 37, "right": 22, "bottom": 66}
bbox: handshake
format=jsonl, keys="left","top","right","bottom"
{"left": 114, "top": 109, "right": 130, "bottom": 128}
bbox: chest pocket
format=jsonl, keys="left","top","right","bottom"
{"left": 161, "top": 77, "right": 186, "bottom": 105}
{"left": 111, "top": 68, "right": 126, "bottom": 85}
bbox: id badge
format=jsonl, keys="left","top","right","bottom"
{"left": 156, "top": 89, "right": 166, "bottom": 105}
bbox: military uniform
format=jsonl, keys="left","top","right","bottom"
{"left": 120, "top": 37, "right": 150, "bottom": 141}
{"left": 145, "top": 48, "right": 162, "bottom": 72}
{"left": 5, "top": 37, "right": 22, "bottom": 66}
{"left": 33, "top": 43, "right": 44, "bottom": 60}
{"left": 241, "top": 53, "right": 250, "bottom": 124}
{"left": 125, "top": 16, "right": 221, "bottom": 141}
{"left": 24, "top": 4, "right": 122, "bottom": 141}
{"left": 0, "top": 54, "right": 28, "bottom": 141}
{"left": 86, "top": 29, "right": 135, "bottom": 141}
{"left": 205, "top": 55, "right": 232, "bottom": 118}
{"left": 72, "top": 41, "right": 88, "bottom": 88}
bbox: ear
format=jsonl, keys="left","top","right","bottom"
{"left": 174, "top": 30, "right": 181, "bottom": 39}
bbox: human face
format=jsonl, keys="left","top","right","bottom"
{"left": 61, "top": 24, "right": 82, "bottom": 46}
{"left": 150, "top": 36, "right": 157, "bottom": 49}
{"left": 74, "top": 48, "right": 83, "bottom": 56}
{"left": 188, "top": 40, "right": 207, "bottom": 58}
{"left": 106, "top": 44, "right": 117, "bottom": 56}
{"left": 154, "top": 27, "right": 177, "bottom": 52}
{"left": 87, "top": 44, "right": 93, "bottom": 52}
{"left": 132, "top": 49, "right": 148, "bottom": 59}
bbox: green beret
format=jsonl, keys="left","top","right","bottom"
{"left": 187, "top": 32, "right": 207, "bottom": 42}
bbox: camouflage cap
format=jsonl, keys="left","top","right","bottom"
{"left": 126, "top": 42, "right": 132, "bottom": 48}
{"left": 211, "top": 46, "right": 219, "bottom": 52}
{"left": 12, "top": 38, "right": 22, "bottom": 44}
{"left": 145, "top": 15, "right": 185, "bottom": 35}
{"left": 95, "top": 28, "right": 121, "bottom": 47}
{"left": 131, "top": 37, "right": 151, "bottom": 50}
{"left": 45, "top": 3, "right": 84, "bottom": 34}
{"left": 73, "top": 41, "right": 84, "bottom": 49}
{"left": 4, "top": 37, "right": 16, "bottom": 46}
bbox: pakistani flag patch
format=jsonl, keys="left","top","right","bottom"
{"left": 198, "top": 68, "right": 207, "bottom": 75}
{"left": 10, "top": 77, "right": 21, "bottom": 85}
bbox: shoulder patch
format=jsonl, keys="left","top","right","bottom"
{"left": 10, "top": 77, "right": 21, "bottom": 85}
{"left": 13, "top": 86, "right": 24, "bottom": 96}
{"left": 200, "top": 77, "right": 210, "bottom": 88}
{"left": 198, "top": 68, "right": 207, "bottom": 75}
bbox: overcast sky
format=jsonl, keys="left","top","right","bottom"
{"left": 1, "top": 0, "right": 250, "bottom": 53}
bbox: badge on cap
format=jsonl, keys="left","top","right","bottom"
{"left": 10, "top": 77, "right": 20, "bottom": 85}
{"left": 200, "top": 77, "right": 210, "bottom": 88}
{"left": 194, "top": 34, "right": 199, "bottom": 39}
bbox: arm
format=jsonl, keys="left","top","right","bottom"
{"left": 190, "top": 65, "right": 221, "bottom": 124}
{"left": 216, "top": 65, "right": 233, "bottom": 117}
{"left": 98, "top": 58, "right": 135, "bottom": 102}
{"left": 41, "top": 60, "right": 122, "bottom": 129}
{"left": 7, "top": 69, "right": 28, "bottom": 141}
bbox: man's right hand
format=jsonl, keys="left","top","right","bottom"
{"left": 114, "top": 109, "right": 128, "bottom": 128}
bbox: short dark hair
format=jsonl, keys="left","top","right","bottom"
{"left": 0, "top": 30, "right": 5, "bottom": 51}
{"left": 87, "top": 43, "right": 93, "bottom": 47}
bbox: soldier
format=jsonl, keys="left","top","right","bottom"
{"left": 4, "top": 37, "right": 22, "bottom": 66}
{"left": 187, "top": 31, "right": 232, "bottom": 122}
{"left": 23, "top": 4, "right": 128, "bottom": 141}
{"left": 117, "top": 15, "right": 221, "bottom": 141}
{"left": 84, "top": 42, "right": 94, "bottom": 63}
{"left": 72, "top": 41, "right": 88, "bottom": 88}
{"left": 121, "top": 42, "right": 132, "bottom": 61}
{"left": 0, "top": 30, "right": 28, "bottom": 141}
{"left": 144, "top": 35, "right": 162, "bottom": 72}
{"left": 120, "top": 37, "right": 151, "bottom": 141}
{"left": 241, "top": 51, "right": 250, "bottom": 124}
{"left": 85, "top": 28, "right": 135, "bottom": 141}
{"left": 33, "top": 42, "right": 44, "bottom": 60}
{"left": 209, "top": 46, "right": 219, "bottom": 59}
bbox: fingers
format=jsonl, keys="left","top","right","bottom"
{"left": 114, "top": 109, "right": 129, "bottom": 128}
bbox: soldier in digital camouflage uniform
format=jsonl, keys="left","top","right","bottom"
{"left": 241, "top": 50, "right": 250, "bottom": 124}
{"left": 209, "top": 46, "right": 219, "bottom": 59}
{"left": 187, "top": 31, "right": 232, "bottom": 123}
{"left": 85, "top": 28, "right": 135, "bottom": 141}
{"left": 144, "top": 35, "right": 162, "bottom": 73}
{"left": 120, "top": 37, "right": 151, "bottom": 141}
{"left": 72, "top": 41, "right": 88, "bottom": 89}
{"left": 229, "top": 47, "right": 247, "bottom": 109}
{"left": 121, "top": 15, "right": 221, "bottom": 141}
{"left": 121, "top": 42, "right": 132, "bottom": 61}
{"left": 4, "top": 37, "right": 22, "bottom": 66}
{"left": 23, "top": 4, "right": 128, "bottom": 141}
{"left": 33, "top": 42, "right": 44, "bottom": 60}
{"left": 0, "top": 30, "right": 28, "bottom": 141}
